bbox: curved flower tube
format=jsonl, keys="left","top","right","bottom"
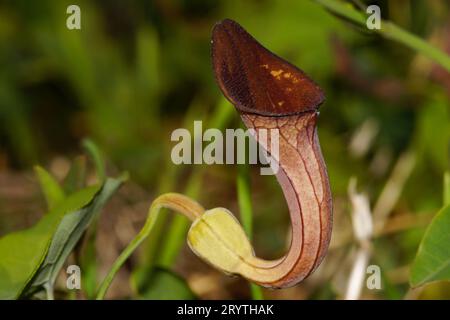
{"left": 97, "top": 19, "right": 333, "bottom": 299}
{"left": 199, "top": 19, "right": 333, "bottom": 288}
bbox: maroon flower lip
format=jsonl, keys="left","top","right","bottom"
{"left": 211, "top": 19, "right": 325, "bottom": 117}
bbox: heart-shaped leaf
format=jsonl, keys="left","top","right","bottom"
{"left": 410, "top": 204, "right": 450, "bottom": 287}
{"left": 410, "top": 173, "right": 450, "bottom": 287}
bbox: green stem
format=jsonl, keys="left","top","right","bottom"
{"left": 95, "top": 194, "right": 204, "bottom": 299}
{"left": 82, "top": 139, "right": 106, "bottom": 182}
{"left": 237, "top": 163, "right": 264, "bottom": 300}
{"left": 155, "top": 98, "right": 236, "bottom": 267}
{"left": 96, "top": 206, "right": 159, "bottom": 299}
{"left": 136, "top": 101, "right": 201, "bottom": 270}
{"left": 44, "top": 283, "right": 54, "bottom": 300}
{"left": 381, "top": 22, "right": 450, "bottom": 72}
{"left": 157, "top": 168, "right": 203, "bottom": 266}
{"left": 314, "top": 0, "right": 450, "bottom": 72}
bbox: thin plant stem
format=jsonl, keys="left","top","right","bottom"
{"left": 314, "top": 0, "right": 450, "bottom": 72}
{"left": 96, "top": 194, "right": 204, "bottom": 300}
{"left": 138, "top": 98, "right": 207, "bottom": 269}
{"left": 44, "top": 283, "right": 54, "bottom": 300}
{"left": 157, "top": 168, "right": 203, "bottom": 266}
{"left": 237, "top": 163, "right": 264, "bottom": 300}
{"left": 82, "top": 139, "right": 106, "bottom": 182}
{"left": 156, "top": 98, "right": 235, "bottom": 267}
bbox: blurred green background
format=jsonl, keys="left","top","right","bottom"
{"left": 0, "top": 0, "right": 449, "bottom": 299}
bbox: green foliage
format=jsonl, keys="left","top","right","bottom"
{"left": 34, "top": 166, "right": 66, "bottom": 210}
{"left": 237, "top": 164, "right": 264, "bottom": 300}
{"left": 315, "top": 0, "right": 450, "bottom": 71}
{"left": 410, "top": 205, "right": 450, "bottom": 287}
{"left": 0, "top": 185, "right": 100, "bottom": 299}
{"left": 63, "top": 156, "right": 87, "bottom": 194}
{"left": 24, "top": 175, "right": 127, "bottom": 298}
{"left": 96, "top": 194, "right": 163, "bottom": 299}
{"left": 415, "top": 97, "right": 450, "bottom": 172}
{"left": 410, "top": 173, "right": 450, "bottom": 287}
{"left": 134, "top": 268, "right": 196, "bottom": 300}
{"left": 0, "top": 137, "right": 126, "bottom": 299}
{"left": 82, "top": 139, "right": 106, "bottom": 182}
{"left": 153, "top": 98, "right": 235, "bottom": 268}
{"left": 79, "top": 228, "right": 98, "bottom": 299}
{"left": 444, "top": 172, "right": 450, "bottom": 207}
{"left": 0, "top": 0, "right": 449, "bottom": 299}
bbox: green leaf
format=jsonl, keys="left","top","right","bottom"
{"left": 410, "top": 205, "right": 450, "bottom": 287}
{"left": 82, "top": 139, "right": 106, "bottom": 182}
{"left": 134, "top": 267, "right": 196, "bottom": 300}
{"left": 63, "top": 156, "right": 87, "bottom": 194}
{"left": 34, "top": 166, "right": 65, "bottom": 210}
{"left": 416, "top": 98, "right": 449, "bottom": 173}
{"left": 79, "top": 230, "right": 98, "bottom": 299}
{"left": 237, "top": 164, "right": 254, "bottom": 239}
{"left": 314, "top": 0, "right": 366, "bottom": 25}
{"left": 24, "top": 175, "right": 127, "bottom": 298}
{"left": 0, "top": 185, "right": 101, "bottom": 299}
{"left": 96, "top": 193, "right": 204, "bottom": 299}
